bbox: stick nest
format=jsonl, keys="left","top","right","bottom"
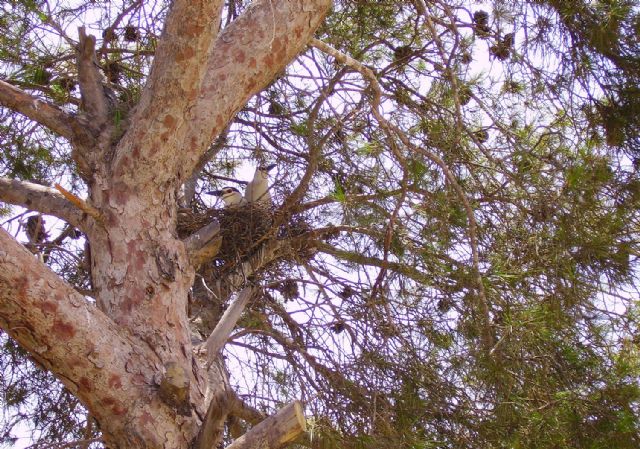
{"left": 178, "top": 205, "right": 273, "bottom": 265}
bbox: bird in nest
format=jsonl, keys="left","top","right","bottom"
{"left": 205, "top": 164, "right": 277, "bottom": 266}
{"left": 207, "top": 163, "right": 276, "bottom": 208}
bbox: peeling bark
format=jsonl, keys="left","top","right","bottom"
{"left": 0, "top": 228, "right": 196, "bottom": 449}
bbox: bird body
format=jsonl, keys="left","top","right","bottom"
{"left": 244, "top": 163, "right": 275, "bottom": 206}
{"left": 207, "top": 164, "right": 275, "bottom": 208}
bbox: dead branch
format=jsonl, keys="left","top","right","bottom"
{"left": 76, "top": 27, "right": 110, "bottom": 129}
{"left": 53, "top": 184, "right": 103, "bottom": 224}
{"left": 205, "top": 287, "right": 254, "bottom": 365}
{"left": 224, "top": 401, "right": 306, "bottom": 449}
{"left": 0, "top": 177, "right": 88, "bottom": 232}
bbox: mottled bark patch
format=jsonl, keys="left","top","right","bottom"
{"left": 163, "top": 114, "right": 177, "bottom": 129}
{"left": 139, "top": 411, "right": 154, "bottom": 427}
{"left": 176, "top": 46, "right": 196, "bottom": 62}
{"left": 52, "top": 318, "right": 76, "bottom": 340}
{"left": 102, "top": 396, "right": 127, "bottom": 415}
{"left": 109, "top": 373, "right": 123, "bottom": 389}
{"left": 263, "top": 53, "right": 274, "bottom": 68}
{"left": 80, "top": 376, "right": 93, "bottom": 392}
{"left": 38, "top": 300, "right": 58, "bottom": 314}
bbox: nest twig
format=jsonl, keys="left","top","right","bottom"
{"left": 178, "top": 205, "right": 272, "bottom": 266}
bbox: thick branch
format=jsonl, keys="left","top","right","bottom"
{"left": 111, "top": 0, "right": 224, "bottom": 184}
{"left": 184, "top": 221, "right": 222, "bottom": 267}
{"left": 0, "top": 177, "right": 87, "bottom": 231}
{"left": 0, "top": 80, "right": 94, "bottom": 145}
{"left": 194, "top": 388, "right": 232, "bottom": 449}
{"left": 76, "top": 27, "right": 109, "bottom": 129}
{"left": 177, "top": 0, "right": 332, "bottom": 184}
{"left": 225, "top": 401, "right": 306, "bottom": 449}
{"left": 205, "top": 287, "right": 254, "bottom": 363}
{"left": 0, "top": 228, "right": 186, "bottom": 448}
{"left": 229, "top": 393, "right": 265, "bottom": 425}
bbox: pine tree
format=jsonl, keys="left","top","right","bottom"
{"left": 1, "top": 1, "right": 639, "bottom": 448}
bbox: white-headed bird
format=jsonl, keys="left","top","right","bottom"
{"left": 244, "top": 163, "right": 275, "bottom": 206}
{"left": 207, "top": 186, "right": 247, "bottom": 208}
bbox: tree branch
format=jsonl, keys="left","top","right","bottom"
{"left": 184, "top": 221, "right": 222, "bottom": 267}
{"left": 310, "top": 37, "right": 494, "bottom": 349}
{"left": 0, "top": 80, "right": 94, "bottom": 146}
{"left": 224, "top": 401, "right": 306, "bottom": 449}
{"left": 229, "top": 393, "right": 265, "bottom": 425}
{"left": 315, "top": 241, "right": 433, "bottom": 284}
{"left": 53, "top": 184, "right": 103, "bottom": 224}
{"left": 194, "top": 388, "right": 232, "bottom": 449}
{"left": 207, "top": 239, "right": 286, "bottom": 301}
{"left": 76, "top": 27, "right": 109, "bottom": 129}
{"left": 205, "top": 287, "right": 254, "bottom": 365}
{"left": 0, "top": 177, "right": 88, "bottom": 232}
{"left": 0, "top": 228, "right": 181, "bottom": 448}
{"left": 176, "top": 0, "right": 332, "bottom": 185}
{"left": 111, "top": 0, "right": 224, "bottom": 183}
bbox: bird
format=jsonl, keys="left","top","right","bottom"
{"left": 244, "top": 163, "right": 275, "bottom": 206}
{"left": 25, "top": 215, "right": 48, "bottom": 244}
{"left": 207, "top": 186, "right": 247, "bottom": 208}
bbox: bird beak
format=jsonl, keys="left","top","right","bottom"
{"left": 206, "top": 190, "right": 223, "bottom": 196}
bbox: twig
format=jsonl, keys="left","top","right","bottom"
{"left": 310, "top": 38, "right": 494, "bottom": 349}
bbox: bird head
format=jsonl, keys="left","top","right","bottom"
{"left": 257, "top": 163, "right": 276, "bottom": 173}
{"left": 206, "top": 186, "right": 245, "bottom": 207}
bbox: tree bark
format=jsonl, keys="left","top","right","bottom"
{"left": 0, "top": 228, "right": 195, "bottom": 448}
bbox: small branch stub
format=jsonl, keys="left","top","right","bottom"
{"left": 54, "top": 184, "right": 103, "bottom": 224}
{"left": 158, "top": 361, "right": 191, "bottom": 416}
